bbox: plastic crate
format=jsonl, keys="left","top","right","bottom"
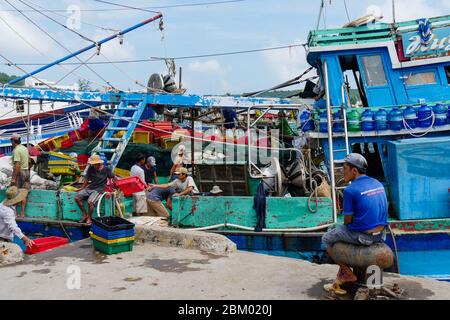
{"left": 24, "top": 236, "right": 69, "bottom": 254}
{"left": 132, "top": 131, "right": 150, "bottom": 144}
{"left": 113, "top": 167, "right": 131, "bottom": 178}
{"left": 61, "top": 139, "right": 74, "bottom": 149}
{"left": 49, "top": 151, "right": 74, "bottom": 161}
{"left": 162, "top": 136, "right": 182, "bottom": 149}
{"left": 50, "top": 167, "right": 76, "bottom": 175}
{"left": 38, "top": 138, "right": 56, "bottom": 152}
{"left": 90, "top": 231, "right": 134, "bottom": 244}
{"left": 92, "top": 216, "right": 135, "bottom": 231}
{"left": 68, "top": 130, "right": 81, "bottom": 142}
{"left": 48, "top": 160, "right": 78, "bottom": 166}
{"left": 91, "top": 224, "right": 135, "bottom": 240}
{"left": 115, "top": 176, "right": 146, "bottom": 197}
{"left": 53, "top": 134, "right": 69, "bottom": 149}
{"left": 91, "top": 237, "right": 134, "bottom": 255}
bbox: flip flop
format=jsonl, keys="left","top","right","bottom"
{"left": 323, "top": 282, "right": 347, "bottom": 295}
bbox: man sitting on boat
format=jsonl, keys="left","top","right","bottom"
{"left": 146, "top": 186, "right": 175, "bottom": 219}
{"left": 322, "top": 153, "right": 388, "bottom": 286}
{"left": 148, "top": 167, "right": 199, "bottom": 197}
{"left": 144, "top": 156, "right": 158, "bottom": 185}
{"left": 0, "top": 186, "right": 34, "bottom": 248}
{"left": 75, "top": 154, "right": 117, "bottom": 225}
{"left": 130, "top": 154, "right": 148, "bottom": 217}
{"left": 10, "top": 133, "right": 30, "bottom": 218}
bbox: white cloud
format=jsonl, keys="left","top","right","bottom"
{"left": 377, "top": 0, "right": 442, "bottom": 22}
{"left": 0, "top": 10, "right": 59, "bottom": 59}
{"left": 261, "top": 40, "right": 309, "bottom": 83}
{"left": 188, "top": 59, "right": 223, "bottom": 74}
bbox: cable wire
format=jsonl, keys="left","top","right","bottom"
{"left": 22, "top": 0, "right": 120, "bottom": 33}
{"left": 5, "top": 43, "right": 308, "bottom": 66}
{"left": 0, "top": 0, "right": 246, "bottom": 12}
{"left": 0, "top": 9, "right": 114, "bottom": 89}
{"left": 4, "top": 0, "right": 118, "bottom": 90}
{"left": 17, "top": 0, "right": 97, "bottom": 44}
{"left": 92, "top": 0, "right": 161, "bottom": 14}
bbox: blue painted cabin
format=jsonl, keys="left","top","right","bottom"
{"left": 305, "top": 15, "right": 450, "bottom": 221}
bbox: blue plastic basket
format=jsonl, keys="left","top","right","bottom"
{"left": 90, "top": 224, "right": 135, "bottom": 240}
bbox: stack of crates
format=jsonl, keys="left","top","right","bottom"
{"left": 48, "top": 151, "right": 79, "bottom": 175}
{"left": 38, "top": 137, "right": 57, "bottom": 152}
{"left": 90, "top": 217, "right": 135, "bottom": 255}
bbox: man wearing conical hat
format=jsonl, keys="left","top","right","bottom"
{"left": 0, "top": 186, "right": 34, "bottom": 248}
{"left": 75, "top": 154, "right": 116, "bottom": 225}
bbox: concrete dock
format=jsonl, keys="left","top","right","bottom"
{"left": 1, "top": 232, "right": 450, "bottom": 300}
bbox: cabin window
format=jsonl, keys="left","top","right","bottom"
{"left": 445, "top": 66, "right": 450, "bottom": 84}
{"left": 15, "top": 100, "right": 24, "bottom": 113}
{"left": 360, "top": 55, "right": 388, "bottom": 87}
{"left": 405, "top": 71, "right": 437, "bottom": 86}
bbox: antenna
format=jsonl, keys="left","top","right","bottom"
{"left": 316, "top": 0, "right": 325, "bottom": 30}
{"left": 392, "top": 0, "right": 396, "bottom": 24}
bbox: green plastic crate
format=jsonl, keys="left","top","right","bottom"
{"left": 91, "top": 238, "right": 134, "bottom": 255}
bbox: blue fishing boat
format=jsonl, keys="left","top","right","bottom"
{"left": 1, "top": 8, "right": 450, "bottom": 284}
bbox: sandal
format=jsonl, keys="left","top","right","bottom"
{"left": 323, "top": 282, "right": 347, "bottom": 295}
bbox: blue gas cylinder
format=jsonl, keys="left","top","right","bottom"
{"left": 374, "top": 109, "right": 388, "bottom": 131}
{"left": 418, "top": 104, "right": 433, "bottom": 128}
{"left": 389, "top": 108, "right": 403, "bottom": 130}
{"left": 319, "top": 110, "right": 329, "bottom": 133}
{"left": 333, "top": 110, "right": 344, "bottom": 132}
{"left": 299, "top": 109, "right": 315, "bottom": 132}
{"left": 361, "top": 109, "right": 374, "bottom": 131}
{"left": 433, "top": 103, "right": 447, "bottom": 126}
{"left": 403, "top": 106, "right": 417, "bottom": 129}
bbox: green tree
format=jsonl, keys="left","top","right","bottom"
{"left": 0, "top": 72, "right": 24, "bottom": 85}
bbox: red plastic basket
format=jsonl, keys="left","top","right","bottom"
{"left": 115, "top": 176, "right": 146, "bottom": 197}
{"left": 61, "top": 139, "right": 74, "bottom": 149}
{"left": 25, "top": 236, "right": 69, "bottom": 254}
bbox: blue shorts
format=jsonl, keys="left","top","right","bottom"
{"left": 322, "top": 224, "right": 386, "bottom": 247}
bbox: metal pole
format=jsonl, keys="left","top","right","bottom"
{"left": 341, "top": 85, "right": 350, "bottom": 154}
{"left": 179, "top": 67, "right": 182, "bottom": 89}
{"left": 316, "top": 0, "right": 325, "bottom": 30}
{"left": 8, "top": 13, "right": 163, "bottom": 85}
{"left": 26, "top": 99, "right": 30, "bottom": 150}
{"left": 323, "top": 60, "right": 338, "bottom": 223}
{"left": 191, "top": 108, "right": 195, "bottom": 172}
{"left": 392, "top": 0, "right": 396, "bottom": 24}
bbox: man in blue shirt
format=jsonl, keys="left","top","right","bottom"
{"left": 322, "top": 153, "right": 388, "bottom": 286}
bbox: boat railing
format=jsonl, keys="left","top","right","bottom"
{"left": 307, "top": 14, "right": 450, "bottom": 47}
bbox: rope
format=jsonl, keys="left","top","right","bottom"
{"left": 402, "top": 112, "right": 435, "bottom": 138}
{"left": 387, "top": 224, "right": 400, "bottom": 274}
{"left": 307, "top": 179, "right": 319, "bottom": 213}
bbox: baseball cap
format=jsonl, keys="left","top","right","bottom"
{"left": 147, "top": 156, "right": 156, "bottom": 166}
{"left": 344, "top": 153, "right": 368, "bottom": 171}
{"left": 10, "top": 133, "right": 21, "bottom": 140}
{"left": 174, "top": 167, "right": 188, "bottom": 175}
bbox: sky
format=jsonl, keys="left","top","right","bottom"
{"left": 0, "top": 0, "right": 449, "bottom": 95}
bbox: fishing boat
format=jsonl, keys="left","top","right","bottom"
{"left": 1, "top": 8, "right": 450, "bottom": 283}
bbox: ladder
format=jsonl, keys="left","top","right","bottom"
{"left": 95, "top": 98, "right": 148, "bottom": 170}
{"left": 323, "top": 60, "right": 351, "bottom": 222}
